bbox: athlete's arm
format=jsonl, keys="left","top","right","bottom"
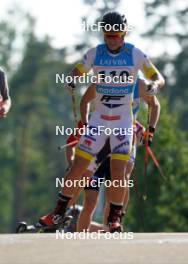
{"left": 65, "top": 48, "right": 96, "bottom": 91}
{"left": 144, "top": 61, "right": 165, "bottom": 90}
{"left": 147, "top": 96, "right": 160, "bottom": 128}
{"left": 80, "top": 84, "right": 96, "bottom": 124}
{"left": 139, "top": 79, "right": 161, "bottom": 128}
{"left": 134, "top": 48, "right": 165, "bottom": 91}
{"left": 0, "top": 69, "right": 11, "bottom": 117}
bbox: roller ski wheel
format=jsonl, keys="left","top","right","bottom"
{"left": 16, "top": 222, "right": 27, "bottom": 233}
{"left": 16, "top": 222, "right": 45, "bottom": 233}
{"left": 59, "top": 215, "right": 73, "bottom": 231}
{"left": 16, "top": 216, "right": 73, "bottom": 234}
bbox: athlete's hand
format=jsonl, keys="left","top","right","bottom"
{"left": 0, "top": 102, "right": 8, "bottom": 118}
{"left": 135, "top": 121, "right": 145, "bottom": 146}
{"left": 64, "top": 81, "right": 76, "bottom": 93}
{"left": 145, "top": 82, "right": 158, "bottom": 96}
{"left": 142, "top": 127, "right": 155, "bottom": 146}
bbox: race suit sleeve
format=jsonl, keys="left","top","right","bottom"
{"left": 133, "top": 47, "right": 159, "bottom": 79}
{"left": 75, "top": 48, "right": 96, "bottom": 74}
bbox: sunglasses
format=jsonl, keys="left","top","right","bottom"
{"left": 104, "top": 32, "right": 125, "bottom": 39}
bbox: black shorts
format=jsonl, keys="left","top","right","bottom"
{"left": 84, "top": 157, "right": 111, "bottom": 192}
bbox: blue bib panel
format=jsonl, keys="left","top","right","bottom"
{"left": 93, "top": 43, "right": 135, "bottom": 96}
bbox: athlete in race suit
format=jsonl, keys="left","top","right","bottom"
{"left": 75, "top": 39, "right": 160, "bottom": 161}
{"left": 0, "top": 67, "right": 11, "bottom": 118}
{"left": 76, "top": 78, "right": 160, "bottom": 232}
{"left": 39, "top": 12, "right": 165, "bottom": 232}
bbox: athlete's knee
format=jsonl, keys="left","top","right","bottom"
{"left": 70, "top": 156, "right": 90, "bottom": 174}
{"left": 125, "top": 162, "right": 134, "bottom": 180}
{"left": 111, "top": 159, "right": 127, "bottom": 173}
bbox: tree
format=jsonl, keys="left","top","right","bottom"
{"left": 143, "top": 0, "right": 188, "bottom": 130}
{"left": 0, "top": 12, "right": 75, "bottom": 232}
{"left": 125, "top": 97, "right": 188, "bottom": 232}
{"left": 0, "top": 20, "right": 16, "bottom": 71}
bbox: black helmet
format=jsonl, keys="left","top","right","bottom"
{"left": 101, "top": 11, "right": 127, "bottom": 32}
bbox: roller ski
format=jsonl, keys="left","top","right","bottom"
{"left": 16, "top": 215, "right": 73, "bottom": 233}
{"left": 16, "top": 204, "right": 83, "bottom": 233}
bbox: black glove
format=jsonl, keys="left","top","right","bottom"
{"left": 142, "top": 126, "right": 155, "bottom": 146}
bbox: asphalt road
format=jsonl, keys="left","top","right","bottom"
{"left": 0, "top": 233, "right": 188, "bottom": 264}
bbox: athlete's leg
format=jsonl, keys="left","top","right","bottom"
{"left": 107, "top": 115, "right": 133, "bottom": 232}
{"left": 103, "top": 162, "right": 134, "bottom": 226}
{"left": 77, "top": 159, "right": 107, "bottom": 232}
{"left": 39, "top": 155, "right": 91, "bottom": 226}
{"left": 62, "top": 112, "right": 107, "bottom": 197}
{"left": 67, "top": 186, "right": 82, "bottom": 208}
{"left": 104, "top": 140, "right": 136, "bottom": 229}
{"left": 39, "top": 113, "right": 107, "bottom": 226}
{"left": 67, "top": 150, "right": 98, "bottom": 207}
{"left": 109, "top": 159, "right": 128, "bottom": 204}
{"left": 104, "top": 159, "right": 128, "bottom": 232}
{"left": 60, "top": 155, "right": 91, "bottom": 197}
{"left": 123, "top": 162, "right": 134, "bottom": 209}
{"left": 103, "top": 161, "right": 128, "bottom": 225}
{"left": 123, "top": 141, "right": 137, "bottom": 212}
{"left": 103, "top": 188, "right": 110, "bottom": 226}
{"left": 77, "top": 189, "right": 99, "bottom": 232}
